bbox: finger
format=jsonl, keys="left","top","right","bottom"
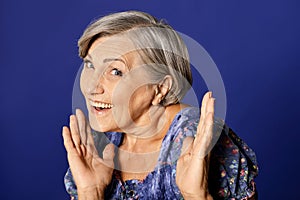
{"left": 86, "top": 128, "right": 97, "bottom": 152}
{"left": 199, "top": 97, "right": 215, "bottom": 135}
{"left": 102, "top": 143, "right": 115, "bottom": 168}
{"left": 76, "top": 109, "right": 98, "bottom": 157}
{"left": 199, "top": 91, "right": 212, "bottom": 132}
{"left": 76, "top": 109, "right": 87, "bottom": 146}
{"left": 206, "top": 97, "right": 215, "bottom": 117}
{"left": 81, "top": 115, "right": 98, "bottom": 157}
{"left": 193, "top": 112, "right": 214, "bottom": 158}
{"left": 62, "top": 126, "right": 76, "bottom": 154}
{"left": 69, "top": 115, "right": 81, "bottom": 148}
{"left": 197, "top": 93, "right": 214, "bottom": 137}
{"left": 200, "top": 91, "right": 211, "bottom": 118}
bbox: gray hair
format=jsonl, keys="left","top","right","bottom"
{"left": 78, "top": 10, "right": 192, "bottom": 106}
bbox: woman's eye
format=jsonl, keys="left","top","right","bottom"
{"left": 84, "top": 61, "right": 94, "bottom": 69}
{"left": 111, "top": 68, "right": 123, "bottom": 76}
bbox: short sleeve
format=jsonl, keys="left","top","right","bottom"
{"left": 208, "top": 127, "right": 259, "bottom": 200}
{"left": 64, "top": 168, "right": 78, "bottom": 200}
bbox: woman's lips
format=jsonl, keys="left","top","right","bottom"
{"left": 89, "top": 100, "right": 113, "bottom": 115}
{"left": 91, "top": 106, "right": 111, "bottom": 115}
{"left": 89, "top": 100, "right": 113, "bottom": 108}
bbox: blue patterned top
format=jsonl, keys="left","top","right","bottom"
{"left": 64, "top": 107, "right": 258, "bottom": 199}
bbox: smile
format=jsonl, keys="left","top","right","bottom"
{"left": 89, "top": 100, "right": 114, "bottom": 111}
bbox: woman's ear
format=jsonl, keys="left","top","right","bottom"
{"left": 159, "top": 75, "right": 172, "bottom": 96}
{"left": 152, "top": 75, "right": 172, "bottom": 106}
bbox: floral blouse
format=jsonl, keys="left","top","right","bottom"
{"left": 64, "top": 107, "right": 258, "bottom": 199}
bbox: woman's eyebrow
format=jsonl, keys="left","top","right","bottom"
{"left": 84, "top": 54, "right": 93, "bottom": 62}
{"left": 103, "top": 58, "right": 126, "bottom": 64}
{"left": 84, "top": 55, "right": 127, "bottom": 67}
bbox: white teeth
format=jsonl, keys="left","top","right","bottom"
{"left": 90, "top": 101, "right": 113, "bottom": 108}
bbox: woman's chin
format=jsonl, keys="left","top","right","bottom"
{"left": 89, "top": 120, "right": 118, "bottom": 133}
{"left": 89, "top": 119, "right": 105, "bottom": 132}
{"left": 91, "top": 124, "right": 106, "bottom": 133}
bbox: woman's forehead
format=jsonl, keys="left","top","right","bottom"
{"left": 88, "top": 36, "right": 147, "bottom": 69}
{"left": 89, "top": 35, "right": 135, "bottom": 56}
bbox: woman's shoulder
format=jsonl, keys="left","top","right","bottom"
{"left": 208, "top": 127, "right": 258, "bottom": 199}
{"left": 160, "top": 106, "right": 259, "bottom": 199}
{"left": 158, "top": 106, "right": 200, "bottom": 165}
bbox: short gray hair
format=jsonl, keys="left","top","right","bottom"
{"left": 78, "top": 10, "right": 192, "bottom": 106}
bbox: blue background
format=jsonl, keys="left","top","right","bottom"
{"left": 1, "top": 0, "right": 299, "bottom": 199}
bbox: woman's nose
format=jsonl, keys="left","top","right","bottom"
{"left": 88, "top": 73, "right": 105, "bottom": 95}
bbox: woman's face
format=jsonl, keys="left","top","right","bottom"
{"left": 80, "top": 36, "right": 158, "bottom": 133}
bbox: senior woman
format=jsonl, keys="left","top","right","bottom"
{"left": 62, "top": 11, "right": 258, "bottom": 200}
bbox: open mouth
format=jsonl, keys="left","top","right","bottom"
{"left": 89, "top": 100, "right": 113, "bottom": 112}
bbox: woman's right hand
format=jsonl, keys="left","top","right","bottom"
{"left": 62, "top": 109, "right": 115, "bottom": 200}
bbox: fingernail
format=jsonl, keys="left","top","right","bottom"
{"left": 211, "top": 98, "right": 215, "bottom": 104}
{"left": 70, "top": 115, "right": 75, "bottom": 121}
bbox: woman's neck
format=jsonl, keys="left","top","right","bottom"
{"left": 121, "top": 103, "right": 189, "bottom": 153}
{"left": 117, "top": 103, "right": 189, "bottom": 181}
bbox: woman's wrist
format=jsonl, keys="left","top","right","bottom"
{"left": 77, "top": 185, "right": 105, "bottom": 200}
{"left": 182, "top": 191, "right": 213, "bottom": 200}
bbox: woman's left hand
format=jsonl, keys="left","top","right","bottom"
{"left": 176, "top": 91, "right": 214, "bottom": 200}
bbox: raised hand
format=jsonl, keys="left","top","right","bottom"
{"left": 176, "top": 91, "right": 215, "bottom": 200}
{"left": 62, "top": 109, "right": 115, "bottom": 200}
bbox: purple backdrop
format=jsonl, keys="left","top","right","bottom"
{"left": 1, "top": 0, "right": 299, "bottom": 199}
